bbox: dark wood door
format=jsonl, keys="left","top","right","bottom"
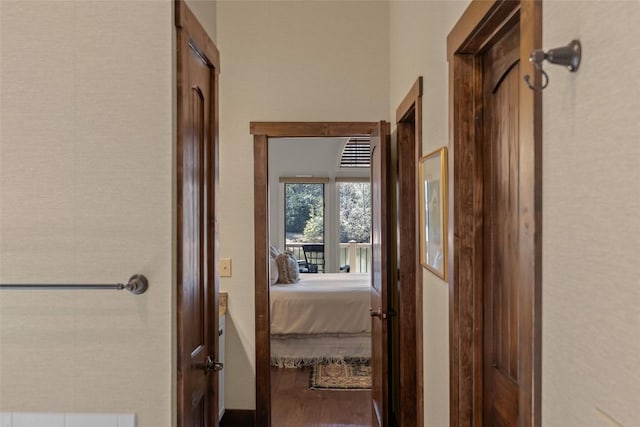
{"left": 177, "top": 32, "right": 220, "bottom": 427}
{"left": 482, "top": 22, "right": 521, "bottom": 427}
{"left": 370, "top": 121, "right": 391, "bottom": 427}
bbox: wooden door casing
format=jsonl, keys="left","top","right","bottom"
{"left": 395, "top": 77, "right": 424, "bottom": 427}
{"left": 370, "top": 121, "right": 391, "bottom": 427}
{"left": 176, "top": 2, "right": 221, "bottom": 426}
{"left": 482, "top": 21, "right": 521, "bottom": 427}
{"left": 250, "top": 122, "right": 380, "bottom": 427}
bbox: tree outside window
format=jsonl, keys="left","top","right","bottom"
{"left": 338, "top": 181, "right": 371, "bottom": 243}
{"left": 284, "top": 183, "right": 324, "bottom": 243}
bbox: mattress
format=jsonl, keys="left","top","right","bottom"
{"left": 269, "top": 273, "right": 371, "bottom": 336}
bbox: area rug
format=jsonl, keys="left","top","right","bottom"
{"left": 309, "top": 359, "right": 371, "bottom": 390}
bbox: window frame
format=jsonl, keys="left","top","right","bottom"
{"left": 279, "top": 177, "right": 329, "bottom": 265}
{"left": 336, "top": 177, "right": 372, "bottom": 273}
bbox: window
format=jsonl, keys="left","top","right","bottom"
{"left": 337, "top": 179, "right": 371, "bottom": 272}
{"left": 284, "top": 182, "right": 325, "bottom": 245}
{"left": 280, "top": 179, "right": 328, "bottom": 270}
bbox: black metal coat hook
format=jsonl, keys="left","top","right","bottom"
{"left": 524, "top": 40, "right": 581, "bottom": 91}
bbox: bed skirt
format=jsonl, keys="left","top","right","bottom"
{"left": 270, "top": 333, "right": 371, "bottom": 368}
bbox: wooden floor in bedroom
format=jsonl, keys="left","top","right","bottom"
{"left": 271, "top": 366, "right": 372, "bottom": 427}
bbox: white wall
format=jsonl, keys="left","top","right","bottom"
{"left": 542, "top": 1, "right": 640, "bottom": 425}
{"left": 185, "top": 0, "right": 216, "bottom": 43}
{"left": 0, "top": 2, "right": 174, "bottom": 427}
{"left": 389, "top": 1, "right": 470, "bottom": 425}
{"left": 268, "top": 137, "right": 369, "bottom": 272}
{"left": 216, "top": 0, "right": 389, "bottom": 409}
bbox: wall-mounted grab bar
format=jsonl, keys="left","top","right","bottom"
{"left": 0, "top": 274, "right": 149, "bottom": 295}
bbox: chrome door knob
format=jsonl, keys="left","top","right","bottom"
{"left": 196, "top": 356, "right": 224, "bottom": 375}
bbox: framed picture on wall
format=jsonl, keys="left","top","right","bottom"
{"left": 419, "top": 147, "right": 448, "bottom": 280}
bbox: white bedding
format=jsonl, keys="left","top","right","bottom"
{"left": 270, "top": 334, "right": 371, "bottom": 367}
{"left": 270, "top": 273, "right": 371, "bottom": 336}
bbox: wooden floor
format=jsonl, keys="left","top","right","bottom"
{"left": 271, "top": 366, "right": 371, "bottom": 427}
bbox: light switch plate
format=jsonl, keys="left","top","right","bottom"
{"left": 220, "top": 258, "right": 232, "bottom": 277}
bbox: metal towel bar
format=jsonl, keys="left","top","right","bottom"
{"left": 0, "top": 274, "right": 149, "bottom": 295}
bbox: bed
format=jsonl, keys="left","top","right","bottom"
{"left": 270, "top": 273, "right": 371, "bottom": 367}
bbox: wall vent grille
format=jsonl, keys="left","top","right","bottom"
{"left": 340, "top": 137, "right": 371, "bottom": 168}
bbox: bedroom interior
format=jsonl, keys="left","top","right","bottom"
{"left": 266, "top": 137, "right": 373, "bottom": 425}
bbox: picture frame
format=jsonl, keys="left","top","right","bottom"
{"left": 419, "top": 147, "right": 448, "bottom": 280}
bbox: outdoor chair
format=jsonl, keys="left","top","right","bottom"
{"left": 301, "top": 244, "right": 324, "bottom": 273}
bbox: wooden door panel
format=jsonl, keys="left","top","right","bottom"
{"left": 370, "top": 121, "right": 390, "bottom": 427}
{"left": 188, "top": 83, "right": 206, "bottom": 363}
{"left": 490, "top": 370, "right": 519, "bottom": 425}
{"left": 483, "top": 21, "right": 521, "bottom": 427}
{"left": 186, "top": 45, "right": 212, "bottom": 427}
{"left": 177, "top": 18, "right": 219, "bottom": 426}
{"left": 371, "top": 140, "right": 384, "bottom": 426}
{"left": 487, "top": 62, "right": 520, "bottom": 383}
{"left": 448, "top": 2, "right": 542, "bottom": 425}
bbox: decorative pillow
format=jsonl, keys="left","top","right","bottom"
{"left": 269, "top": 258, "right": 279, "bottom": 285}
{"left": 288, "top": 253, "right": 300, "bottom": 282}
{"left": 275, "top": 253, "right": 300, "bottom": 284}
{"left": 275, "top": 253, "right": 292, "bottom": 283}
{"left": 269, "top": 243, "right": 281, "bottom": 259}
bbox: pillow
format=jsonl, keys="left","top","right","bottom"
{"left": 269, "top": 258, "right": 279, "bottom": 285}
{"left": 288, "top": 253, "right": 300, "bottom": 282}
{"left": 269, "top": 243, "right": 281, "bottom": 259}
{"left": 275, "top": 252, "right": 300, "bottom": 284}
{"left": 275, "top": 253, "right": 291, "bottom": 283}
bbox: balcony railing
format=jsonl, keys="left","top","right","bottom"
{"left": 284, "top": 241, "right": 371, "bottom": 273}
{"left": 339, "top": 241, "right": 371, "bottom": 273}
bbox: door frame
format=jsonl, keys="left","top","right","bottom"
{"left": 252, "top": 121, "right": 388, "bottom": 426}
{"left": 394, "top": 76, "right": 424, "bottom": 426}
{"left": 447, "top": 1, "right": 542, "bottom": 425}
{"left": 175, "top": 1, "right": 221, "bottom": 425}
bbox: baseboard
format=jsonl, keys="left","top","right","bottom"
{"left": 220, "top": 409, "right": 256, "bottom": 427}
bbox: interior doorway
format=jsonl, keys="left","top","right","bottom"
{"left": 447, "top": 1, "right": 542, "bottom": 425}
{"left": 268, "top": 137, "right": 372, "bottom": 426}
{"left": 251, "top": 122, "right": 395, "bottom": 427}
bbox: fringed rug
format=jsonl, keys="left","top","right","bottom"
{"left": 309, "top": 359, "right": 371, "bottom": 390}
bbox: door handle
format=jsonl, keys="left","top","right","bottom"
{"left": 206, "top": 356, "right": 224, "bottom": 373}
{"left": 196, "top": 356, "right": 224, "bottom": 375}
{"left": 369, "top": 307, "right": 387, "bottom": 319}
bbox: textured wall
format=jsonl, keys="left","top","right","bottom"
{"left": 389, "top": 1, "right": 470, "bottom": 425}
{"left": 0, "top": 2, "right": 174, "bottom": 426}
{"left": 542, "top": 1, "right": 640, "bottom": 425}
{"left": 216, "top": 0, "right": 389, "bottom": 409}
{"left": 185, "top": 0, "right": 216, "bottom": 43}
